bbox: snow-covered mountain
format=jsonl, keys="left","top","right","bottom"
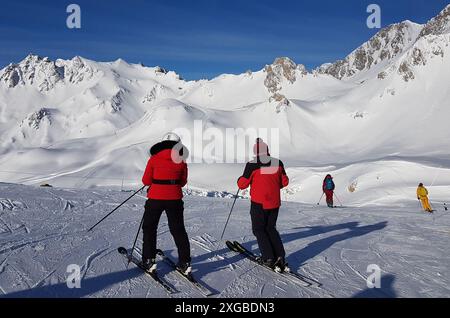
{"left": 0, "top": 5, "right": 449, "bottom": 205}
{"left": 316, "top": 5, "right": 450, "bottom": 81}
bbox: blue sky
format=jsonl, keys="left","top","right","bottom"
{"left": 0, "top": 0, "right": 448, "bottom": 79}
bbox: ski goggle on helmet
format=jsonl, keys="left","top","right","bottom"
{"left": 161, "top": 132, "right": 181, "bottom": 143}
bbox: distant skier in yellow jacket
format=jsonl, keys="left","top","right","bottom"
{"left": 417, "top": 183, "right": 433, "bottom": 213}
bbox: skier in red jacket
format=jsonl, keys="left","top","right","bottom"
{"left": 322, "top": 174, "right": 335, "bottom": 208}
{"left": 141, "top": 132, "right": 191, "bottom": 274}
{"left": 237, "top": 138, "right": 290, "bottom": 272}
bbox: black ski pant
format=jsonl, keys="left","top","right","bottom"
{"left": 250, "top": 202, "right": 285, "bottom": 261}
{"left": 142, "top": 199, "right": 191, "bottom": 264}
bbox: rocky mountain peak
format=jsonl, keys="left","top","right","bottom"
{"left": 420, "top": 5, "right": 450, "bottom": 37}
{"left": 263, "top": 57, "right": 307, "bottom": 105}
{"left": 60, "top": 56, "right": 97, "bottom": 85}
{"left": 0, "top": 54, "right": 63, "bottom": 91}
{"left": 264, "top": 57, "right": 297, "bottom": 87}
{"left": 0, "top": 54, "right": 97, "bottom": 90}
{"left": 316, "top": 21, "right": 422, "bottom": 80}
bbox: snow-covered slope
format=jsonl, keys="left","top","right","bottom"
{"left": 0, "top": 6, "right": 449, "bottom": 206}
{"left": 0, "top": 183, "right": 449, "bottom": 298}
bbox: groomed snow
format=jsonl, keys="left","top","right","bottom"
{"left": 0, "top": 183, "right": 449, "bottom": 298}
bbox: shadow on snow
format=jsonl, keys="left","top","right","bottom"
{"left": 189, "top": 221, "right": 388, "bottom": 292}
{"left": 2, "top": 268, "right": 142, "bottom": 298}
{"left": 3, "top": 221, "right": 389, "bottom": 297}
{"left": 352, "top": 274, "right": 397, "bottom": 298}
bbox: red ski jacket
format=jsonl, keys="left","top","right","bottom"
{"left": 142, "top": 140, "right": 188, "bottom": 200}
{"left": 237, "top": 156, "right": 289, "bottom": 210}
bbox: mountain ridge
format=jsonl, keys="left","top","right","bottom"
{"left": 0, "top": 5, "right": 449, "bottom": 197}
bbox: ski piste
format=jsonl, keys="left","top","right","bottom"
{"left": 226, "top": 240, "right": 322, "bottom": 288}
{"left": 155, "top": 249, "right": 214, "bottom": 297}
{"left": 117, "top": 247, "right": 177, "bottom": 295}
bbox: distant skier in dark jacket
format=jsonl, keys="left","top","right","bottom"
{"left": 237, "top": 138, "right": 290, "bottom": 272}
{"left": 322, "top": 174, "right": 335, "bottom": 208}
{"left": 141, "top": 132, "right": 191, "bottom": 274}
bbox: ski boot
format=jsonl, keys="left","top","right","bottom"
{"left": 142, "top": 258, "right": 157, "bottom": 273}
{"left": 256, "top": 257, "right": 275, "bottom": 269}
{"left": 274, "top": 257, "right": 290, "bottom": 273}
{"left": 177, "top": 261, "right": 192, "bottom": 276}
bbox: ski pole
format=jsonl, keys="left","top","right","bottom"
{"left": 334, "top": 193, "right": 343, "bottom": 207}
{"left": 317, "top": 192, "right": 324, "bottom": 205}
{"left": 88, "top": 185, "right": 146, "bottom": 232}
{"left": 220, "top": 189, "right": 240, "bottom": 240}
{"left": 128, "top": 212, "right": 145, "bottom": 266}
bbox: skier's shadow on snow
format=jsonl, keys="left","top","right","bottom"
{"left": 191, "top": 221, "right": 387, "bottom": 282}
{"left": 283, "top": 221, "right": 388, "bottom": 270}
{"left": 1, "top": 268, "right": 142, "bottom": 298}
{"left": 352, "top": 274, "right": 397, "bottom": 298}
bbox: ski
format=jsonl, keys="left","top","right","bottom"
{"left": 117, "top": 247, "right": 177, "bottom": 295}
{"left": 233, "top": 240, "right": 322, "bottom": 287}
{"left": 155, "top": 249, "right": 214, "bottom": 297}
{"left": 228, "top": 241, "right": 312, "bottom": 287}
{"left": 226, "top": 240, "right": 321, "bottom": 287}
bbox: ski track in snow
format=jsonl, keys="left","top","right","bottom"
{"left": 0, "top": 183, "right": 449, "bottom": 298}
{"left": 81, "top": 248, "right": 109, "bottom": 280}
